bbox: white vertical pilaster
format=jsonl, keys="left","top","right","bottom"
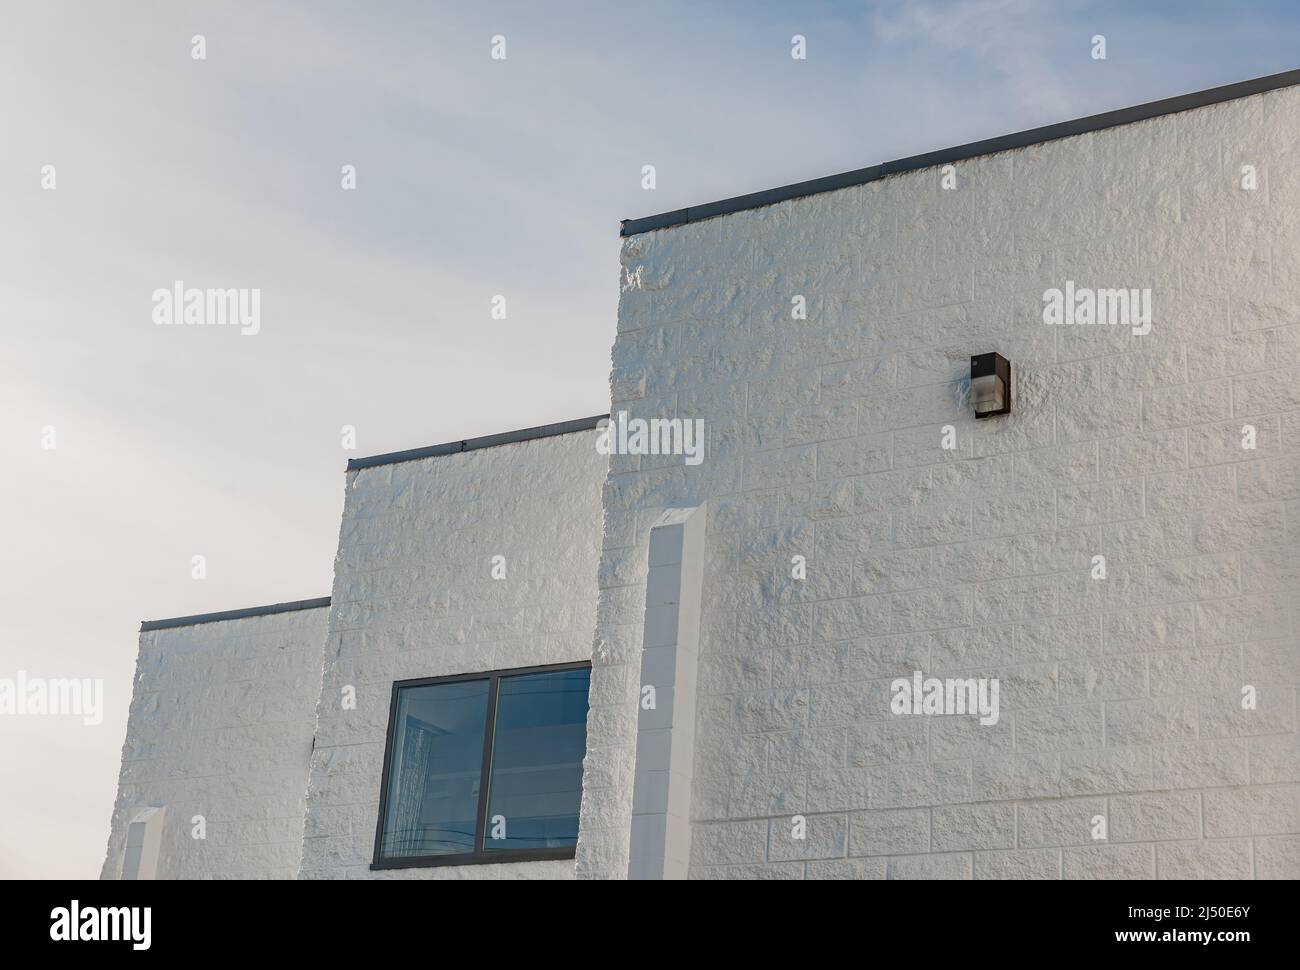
{"left": 628, "top": 505, "right": 706, "bottom": 880}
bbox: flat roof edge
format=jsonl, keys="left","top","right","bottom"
{"left": 140, "top": 596, "right": 332, "bottom": 632}
{"left": 346, "top": 414, "right": 610, "bottom": 471}
{"left": 620, "top": 67, "right": 1300, "bottom": 237}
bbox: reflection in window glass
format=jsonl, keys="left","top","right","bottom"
{"left": 484, "top": 668, "right": 591, "bottom": 852}
{"left": 380, "top": 679, "right": 489, "bottom": 858}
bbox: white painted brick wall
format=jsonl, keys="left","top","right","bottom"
{"left": 579, "top": 85, "right": 1300, "bottom": 879}
{"left": 298, "top": 430, "right": 607, "bottom": 879}
{"left": 101, "top": 606, "right": 327, "bottom": 879}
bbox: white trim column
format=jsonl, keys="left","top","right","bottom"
{"left": 627, "top": 505, "right": 706, "bottom": 880}
{"left": 120, "top": 806, "right": 166, "bottom": 880}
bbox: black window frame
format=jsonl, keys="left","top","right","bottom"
{"left": 370, "top": 660, "right": 592, "bottom": 870}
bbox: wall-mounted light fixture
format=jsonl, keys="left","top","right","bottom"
{"left": 971, "top": 352, "right": 1011, "bottom": 419}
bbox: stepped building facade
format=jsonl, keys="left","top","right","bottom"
{"left": 104, "top": 71, "right": 1300, "bottom": 880}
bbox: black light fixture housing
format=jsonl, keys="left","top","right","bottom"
{"left": 971, "top": 352, "right": 1011, "bottom": 418}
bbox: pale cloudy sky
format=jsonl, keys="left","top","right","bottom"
{"left": 0, "top": 0, "right": 1295, "bottom": 878}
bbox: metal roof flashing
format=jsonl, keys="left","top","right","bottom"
{"left": 619, "top": 68, "right": 1300, "bottom": 237}
{"left": 140, "top": 597, "right": 332, "bottom": 633}
{"left": 346, "top": 414, "right": 609, "bottom": 471}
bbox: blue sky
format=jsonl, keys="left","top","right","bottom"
{"left": 1, "top": 0, "right": 1296, "bottom": 877}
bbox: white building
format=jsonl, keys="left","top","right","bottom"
{"left": 104, "top": 70, "right": 1300, "bottom": 880}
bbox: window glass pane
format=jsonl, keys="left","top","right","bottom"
{"left": 484, "top": 667, "right": 591, "bottom": 852}
{"left": 380, "top": 679, "right": 489, "bottom": 859}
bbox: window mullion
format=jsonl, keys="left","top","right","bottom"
{"left": 473, "top": 673, "right": 501, "bottom": 855}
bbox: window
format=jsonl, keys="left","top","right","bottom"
{"left": 372, "top": 662, "right": 592, "bottom": 868}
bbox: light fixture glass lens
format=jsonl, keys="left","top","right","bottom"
{"left": 972, "top": 374, "right": 1005, "bottom": 413}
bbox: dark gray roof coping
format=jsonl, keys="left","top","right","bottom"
{"left": 620, "top": 67, "right": 1300, "bottom": 237}
{"left": 347, "top": 414, "right": 610, "bottom": 471}
{"left": 140, "top": 597, "right": 331, "bottom": 632}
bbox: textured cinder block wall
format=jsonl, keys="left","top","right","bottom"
{"left": 298, "top": 429, "right": 607, "bottom": 879}
{"left": 101, "top": 606, "right": 328, "bottom": 879}
{"left": 578, "top": 85, "right": 1300, "bottom": 879}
